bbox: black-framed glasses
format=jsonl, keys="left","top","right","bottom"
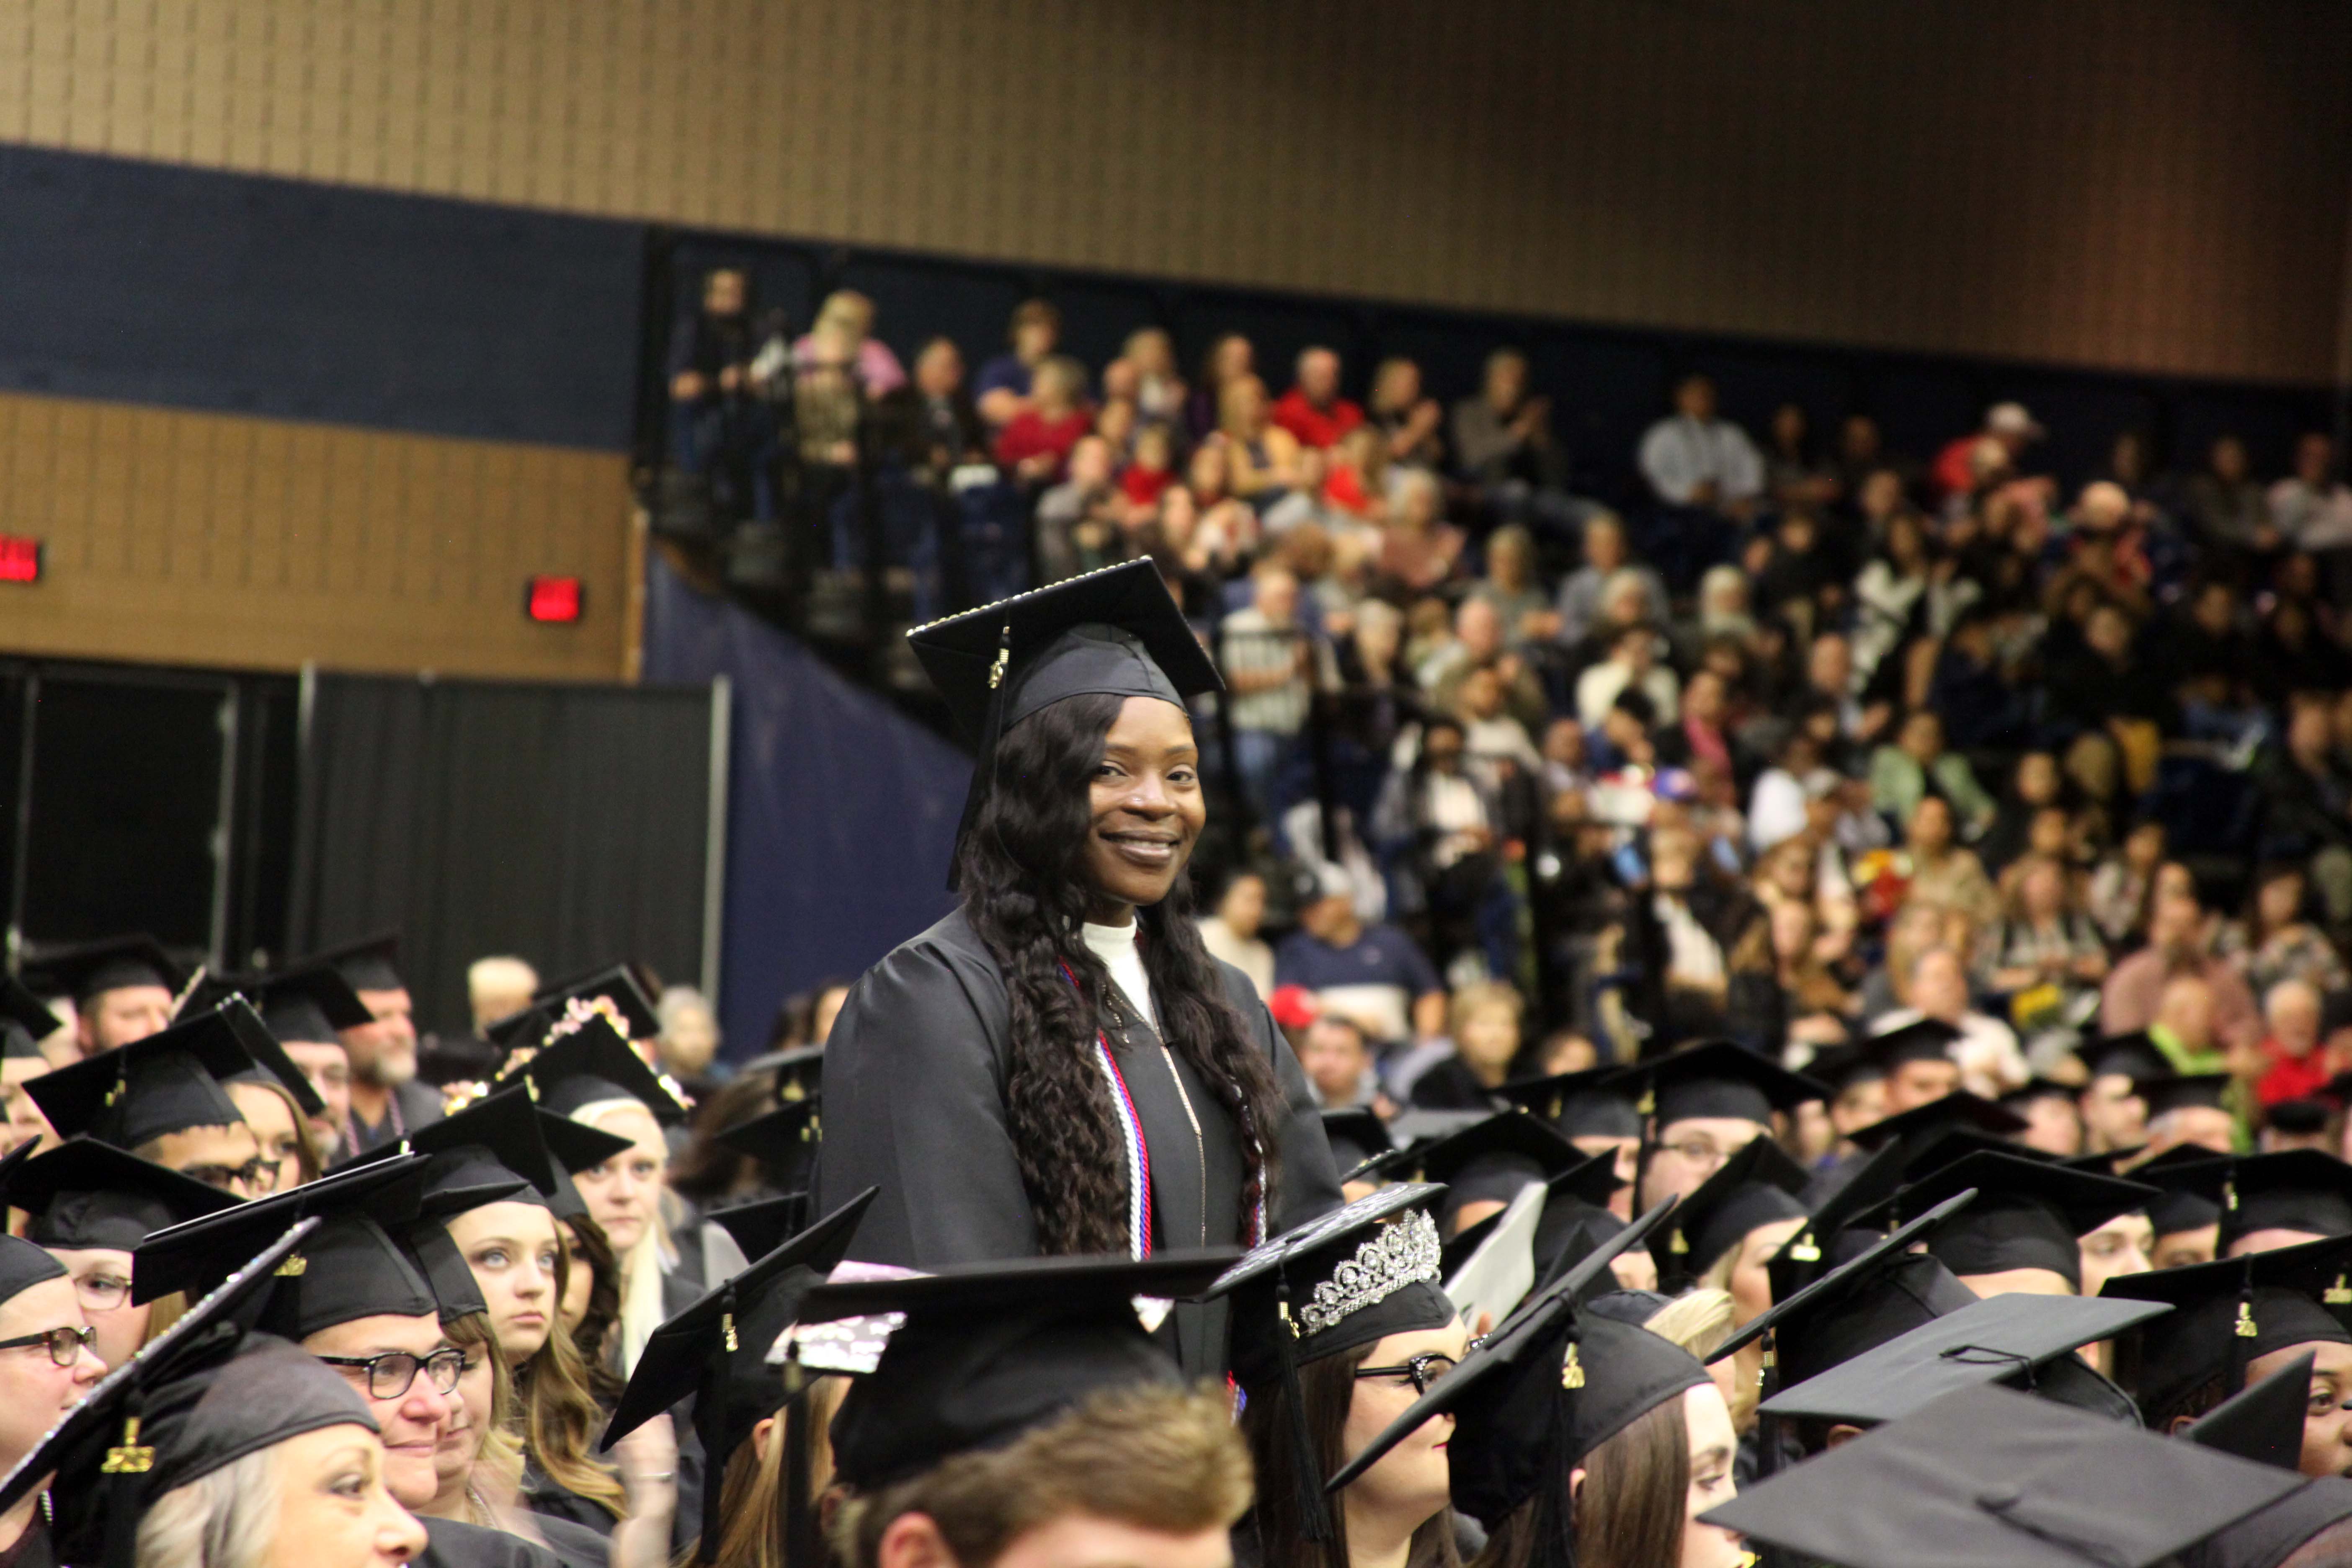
{"left": 0, "top": 1325, "right": 95, "bottom": 1367}
{"left": 1355, "top": 1353, "right": 1458, "bottom": 1395}
{"left": 72, "top": 1274, "right": 132, "bottom": 1311}
{"left": 316, "top": 1347, "right": 466, "bottom": 1400}
{"left": 178, "top": 1158, "right": 276, "bottom": 1195}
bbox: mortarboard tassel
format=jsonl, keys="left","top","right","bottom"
{"left": 101, "top": 1391, "right": 152, "bottom": 1568}
{"left": 2225, "top": 1257, "right": 2258, "bottom": 1405}
{"left": 1273, "top": 1271, "right": 1334, "bottom": 1550}
{"left": 782, "top": 1344, "right": 818, "bottom": 1568}
{"left": 1545, "top": 1326, "right": 1581, "bottom": 1568}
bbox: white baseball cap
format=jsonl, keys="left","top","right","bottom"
{"left": 1985, "top": 401, "right": 2044, "bottom": 439}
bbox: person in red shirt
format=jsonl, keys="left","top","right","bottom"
{"left": 992, "top": 356, "right": 1091, "bottom": 482}
{"left": 1269, "top": 345, "right": 1364, "bottom": 450}
{"left": 2256, "top": 977, "right": 2329, "bottom": 1106}
{"left": 1118, "top": 423, "right": 1177, "bottom": 508}
{"left": 1929, "top": 400, "right": 2042, "bottom": 501}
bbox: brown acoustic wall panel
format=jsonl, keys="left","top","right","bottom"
{"left": 4, "top": 0, "right": 2347, "bottom": 384}
{"left": 0, "top": 389, "right": 632, "bottom": 679}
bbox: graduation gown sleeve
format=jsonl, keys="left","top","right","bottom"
{"left": 420, "top": 1519, "right": 566, "bottom": 1568}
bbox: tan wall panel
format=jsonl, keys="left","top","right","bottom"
{"left": 2, "top": 0, "right": 2346, "bottom": 384}
{"left": 0, "top": 390, "right": 632, "bottom": 679}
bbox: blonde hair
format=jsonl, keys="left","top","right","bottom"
{"left": 570, "top": 1097, "right": 672, "bottom": 1376}
{"left": 706, "top": 1377, "right": 848, "bottom": 1568}
{"left": 1644, "top": 1288, "right": 1754, "bottom": 1428}
{"left": 135, "top": 1447, "right": 281, "bottom": 1568}
{"left": 1447, "top": 980, "right": 1524, "bottom": 1042}
{"left": 444, "top": 1312, "right": 525, "bottom": 1517}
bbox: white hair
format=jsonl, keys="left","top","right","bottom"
{"left": 136, "top": 1447, "right": 281, "bottom": 1568}
{"left": 467, "top": 955, "right": 538, "bottom": 1000}
{"left": 655, "top": 985, "right": 714, "bottom": 1032}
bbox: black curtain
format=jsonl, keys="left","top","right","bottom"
{"left": 286, "top": 673, "right": 717, "bottom": 1035}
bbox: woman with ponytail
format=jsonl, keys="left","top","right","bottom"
{"left": 820, "top": 561, "right": 1342, "bottom": 1373}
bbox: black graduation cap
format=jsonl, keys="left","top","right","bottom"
{"left": 0, "top": 1142, "right": 66, "bottom": 1302}
{"left": 483, "top": 1003, "right": 556, "bottom": 1051}
{"left": 1759, "top": 1290, "right": 2169, "bottom": 1428}
{"left": 908, "top": 560, "right": 1224, "bottom": 887}
{"left": 706, "top": 1193, "right": 815, "bottom": 1262}
{"left": 603, "top": 1188, "right": 878, "bottom": 1553}
{"left": 0, "top": 976, "right": 61, "bottom": 1059}
{"left": 1211, "top": 1184, "right": 1451, "bottom": 1385}
{"left": 1318, "top": 1106, "right": 1393, "bottom": 1178}
{"left": 1697, "top": 1383, "right": 2302, "bottom": 1568}
{"left": 2186, "top": 1350, "right": 2316, "bottom": 1473}
{"left": 1529, "top": 1150, "right": 1635, "bottom": 1277}
{"left": 2134, "top": 1144, "right": 2231, "bottom": 1239}
{"left": 2269, "top": 1099, "right": 2332, "bottom": 1137}
{"left": 132, "top": 1150, "right": 430, "bottom": 1308}
{"left": 1323, "top": 1199, "right": 1703, "bottom": 1524}
{"left": 21, "top": 934, "right": 186, "bottom": 1004}
{"left": 1845, "top": 1089, "right": 2030, "bottom": 1153}
{"left": 335, "top": 1085, "right": 559, "bottom": 1206}
{"left": 25, "top": 1002, "right": 269, "bottom": 1150}
{"left": 806, "top": 1248, "right": 1239, "bottom": 1489}
{"left": 1365, "top": 1111, "right": 1589, "bottom": 1233}
{"left": 527, "top": 963, "right": 663, "bottom": 1042}
{"left": 1493, "top": 1066, "right": 1644, "bottom": 1140}
{"left": 308, "top": 931, "right": 405, "bottom": 993}
{"left": 764, "top": 1043, "right": 826, "bottom": 1103}
{"left": 1617, "top": 1039, "right": 1826, "bottom": 1129}
{"left": 2139, "top": 1073, "right": 2236, "bottom": 1119}
{"left": 2101, "top": 1231, "right": 2352, "bottom": 1421}
{"left": 169, "top": 987, "right": 331, "bottom": 1119}
{"left": 1769, "top": 1137, "right": 1920, "bottom": 1304}
{"left": 0, "top": 1218, "right": 391, "bottom": 1568}
{"left": 1846, "top": 1016, "right": 1965, "bottom": 1077}
{"left": 2178, "top": 1479, "right": 2352, "bottom": 1568}
{"left": 1861, "top": 1149, "right": 2158, "bottom": 1292}
{"left": 496, "top": 1014, "right": 691, "bottom": 1124}
{"left": 7, "top": 1136, "right": 240, "bottom": 1252}
{"left": 1655, "top": 1134, "right": 1812, "bottom": 1291}
{"left": 2088, "top": 1030, "right": 2174, "bottom": 1083}
{"left": 715, "top": 1097, "right": 823, "bottom": 1193}
{"left": 2215, "top": 1150, "right": 2352, "bottom": 1250}
{"left": 404, "top": 1222, "right": 489, "bottom": 1321}
{"left": 2001, "top": 1075, "right": 2085, "bottom": 1110}
{"left": 535, "top": 1107, "right": 634, "bottom": 1222}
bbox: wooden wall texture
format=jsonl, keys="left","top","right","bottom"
{"left": 0, "top": 390, "right": 634, "bottom": 678}
{"left": 5, "top": 0, "right": 2348, "bottom": 385}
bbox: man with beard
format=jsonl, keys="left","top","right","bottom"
{"left": 23, "top": 934, "right": 185, "bottom": 1058}
{"left": 314, "top": 934, "right": 443, "bottom": 1151}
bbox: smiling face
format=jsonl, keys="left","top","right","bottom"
{"left": 1339, "top": 1321, "right": 1467, "bottom": 1540}
{"left": 265, "top": 1425, "right": 428, "bottom": 1568}
{"left": 0, "top": 1274, "right": 104, "bottom": 1471}
{"left": 304, "top": 1313, "right": 455, "bottom": 1510}
{"left": 447, "top": 1201, "right": 562, "bottom": 1364}
{"left": 570, "top": 1104, "right": 666, "bottom": 1256}
{"left": 1079, "top": 697, "right": 1205, "bottom": 922}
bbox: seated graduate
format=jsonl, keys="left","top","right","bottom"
{"left": 2174, "top": 1358, "right": 2352, "bottom": 1568}
{"left": 1210, "top": 1186, "right": 1464, "bottom": 1568}
{"left": 25, "top": 1001, "right": 278, "bottom": 1198}
{"left": 3, "top": 1136, "right": 237, "bottom": 1368}
{"left": 1610, "top": 1042, "right": 1824, "bottom": 1211}
{"left": 1331, "top": 1234, "right": 1747, "bottom": 1568}
{"left": 0, "top": 1169, "right": 108, "bottom": 1566}
{"left": 1493, "top": 1066, "right": 1647, "bottom": 1220}
{"left": 183, "top": 965, "right": 382, "bottom": 1188}
{"left": 819, "top": 562, "right": 1341, "bottom": 1375}
{"left": 19, "top": 934, "right": 185, "bottom": 1058}
{"left": 6, "top": 1220, "right": 426, "bottom": 1568}
{"left": 805, "top": 1250, "right": 1250, "bottom": 1568}
{"left": 1852, "top": 1148, "right": 2157, "bottom": 1298}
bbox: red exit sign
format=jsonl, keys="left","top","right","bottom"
{"left": 525, "top": 575, "right": 584, "bottom": 623}
{"left": 0, "top": 535, "right": 40, "bottom": 583}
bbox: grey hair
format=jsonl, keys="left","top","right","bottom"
{"left": 135, "top": 1448, "right": 282, "bottom": 1568}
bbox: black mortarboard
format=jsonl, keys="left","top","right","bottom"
{"left": 1528, "top": 1151, "right": 1635, "bottom": 1281}
{"left": 1655, "top": 1133, "right": 1811, "bottom": 1291}
{"left": 524, "top": 963, "right": 663, "bottom": 1042}
{"left": 2002, "top": 1076, "right": 2085, "bottom": 1110}
{"left": 535, "top": 1107, "right": 634, "bottom": 1222}
{"left": 2089, "top": 1030, "right": 2174, "bottom": 1083}
{"left": 1212, "top": 1184, "right": 1452, "bottom": 1386}
{"left": 2136, "top": 1145, "right": 2230, "bottom": 1239}
{"left": 1770, "top": 1137, "right": 1920, "bottom": 1303}
{"left": 2140, "top": 1073, "right": 2235, "bottom": 1119}
{"left": 2215, "top": 1150, "right": 2352, "bottom": 1250}
{"left": 2268, "top": 1099, "right": 2331, "bottom": 1137}
{"left": 808, "top": 1249, "right": 1236, "bottom": 1489}
{"left": 496, "top": 1014, "right": 691, "bottom": 1124}
{"left": 482, "top": 1003, "right": 556, "bottom": 1051}
{"left": 170, "top": 982, "right": 332, "bottom": 1119}
{"left": 765, "top": 1043, "right": 826, "bottom": 1103}
{"left": 180, "top": 965, "right": 375, "bottom": 1048}
{"left": 715, "top": 1097, "right": 823, "bottom": 1193}
{"left": 2186, "top": 1350, "right": 2315, "bottom": 1473}
{"left": 1698, "top": 1384, "right": 2301, "bottom": 1568}
{"left": 0, "top": 977, "right": 61, "bottom": 1060}
{"left": 335, "top": 1085, "right": 558, "bottom": 1208}
{"left": 1494, "top": 1067, "right": 1644, "bottom": 1140}
{"left": 2102, "top": 1232, "right": 2352, "bottom": 1420}
{"left": 21, "top": 935, "right": 186, "bottom": 1005}
{"left": 0, "top": 1225, "right": 66, "bottom": 1306}
{"left": 2178, "top": 1478, "right": 2352, "bottom": 1568}
{"left": 404, "top": 1222, "right": 489, "bottom": 1321}
{"left": 604, "top": 1188, "right": 877, "bottom": 1551}
{"left": 308, "top": 932, "right": 405, "bottom": 993}
{"left": 8, "top": 1137, "right": 239, "bottom": 1251}
{"left": 1618, "top": 1039, "right": 1825, "bottom": 1129}
{"left": 1366, "top": 1111, "right": 1588, "bottom": 1232}
{"left": 25, "top": 1002, "right": 268, "bottom": 1150}
{"left": 132, "top": 1150, "right": 430, "bottom": 1306}
{"left": 0, "top": 1220, "right": 389, "bottom": 1568}
{"left": 707, "top": 1194, "right": 815, "bottom": 1262}
{"left": 1844, "top": 1089, "right": 2030, "bottom": 1153}
{"left": 908, "top": 560, "right": 1224, "bottom": 888}
{"left": 1852, "top": 1016, "right": 1965, "bottom": 1073}
{"left": 1318, "top": 1107, "right": 1393, "bottom": 1177}
{"left": 1863, "top": 1150, "right": 2158, "bottom": 1291}
{"left": 1759, "top": 1291, "right": 2169, "bottom": 1428}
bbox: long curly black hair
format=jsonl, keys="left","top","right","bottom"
{"left": 953, "top": 691, "right": 1287, "bottom": 1256}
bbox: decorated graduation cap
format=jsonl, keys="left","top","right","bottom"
{"left": 908, "top": 560, "right": 1224, "bottom": 887}
{"left": 1493, "top": 1065, "right": 1644, "bottom": 1140}
{"left": 1318, "top": 1106, "right": 1393, "bottom": 1179}
{"left": 496, "top": 1012, "right": 691, "bottom": 1124}
{"left": 25, "top": 1001, "right": 269, "bottom": 1151}
{"left": 1617, "top": 1039, "right": 1825, "bottom": 1130}
{"left": 0, "top": 975, "right": 61, "bottom": 1059}
{"left": 308, "top": 931, "right": 405, "bottom": 994}
{"left": 1759, "top": 1290, "right": 2169, "bottom": 1429}
{"left": 0, "top": 1218, "right": 388, "bottom": 1568}
{"left": 526, "top": 963, "right": 662, "bottom": 1042}
{"left": 1861, "top": 1149, "right": 2158, "bottom": 1292}
{"left": 604, "top": 1188, "right": 877, "bottom": 1557}
{"left": 1208, "top": 1184, "right": 1452, "bottom": 1541}
{"left": 2102, "top": 1231, "right": 2352, "bottom": 1422}
{"left": 1699, "top": 1383, "right": 2301, "bottom": 1568}
{"left": 7, "top": 1136, "right": 240, "bottom": 1252}
{"left": 1655, "top": 1133, "right": 1811, "bottom": 1292}
{"left": 807, "top": 1248, "right": 1238, "bottom": 1491}
{"left": 1323, "top": 1196, "right": 1697, "bottom": 1536}
{"left": 22, "top": 934, "right": 186, "bottom": 1006}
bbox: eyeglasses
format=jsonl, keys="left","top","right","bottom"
{"left": 1355, "top": 1353, "right": 1458, "bottom": 1395}
{"left": 316, "top": 1347, "right": 467, "bottom": 1400}
{"left": 72, "top": 1275, "right": 132, "bottom": 1311}
{"left": 1659, "top": 1140, "right": 1731, "bottom": 1169}
{"left": 178, "top": 1158, "right": 276, "bottom": 1195}
{"left": 0, "top": 1326, "right": 96, "bottom": 1367}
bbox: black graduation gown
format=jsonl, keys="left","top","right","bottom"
{"left": 421, "top": 1518, "right": 565, "bottom": 1568}
{"left": 817, "top": 907, "right": 1344, "bottom": 1375}
{"left": 529, "top": 1514, "right": 615, "bottom": 1568}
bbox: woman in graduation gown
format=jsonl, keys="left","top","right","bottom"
{"left": 819, "top": 562, "right": 1343, "bottom": 1375}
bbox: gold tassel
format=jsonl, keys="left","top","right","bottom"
{"left": 722, "top": 1311, "right": 738, "bottom": 1353}
{"left": 1561, "top": 1344, "right": 1585, "bottom": 1389}
{"left": 2327, "top": 1275, "right": 2352, "bottom": 1306}
{"left": 2236, "top": 1300, "right": 2259, "bottom": 1338}
{"left": 103, "top": 1418, "right": 153, "bottom": 1474}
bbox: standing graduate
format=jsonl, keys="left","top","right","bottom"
{"left": 818, "top": 562, "right": 1341, "bottom": 1375}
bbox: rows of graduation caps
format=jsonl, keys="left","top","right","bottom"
{"left": 5, "top": 936, "right": 2352, "bottom": 1568}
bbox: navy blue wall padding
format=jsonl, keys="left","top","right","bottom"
{"left": 839, "top": 255, "right": 1028, "bottom": 378}
{"left": 642, "top": 551, "right": 961, "bottom": 1057}
{"left": 0, "top": 143, "right": 644, "bottom": 449}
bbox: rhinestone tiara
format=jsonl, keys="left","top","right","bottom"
{"left": 1298, "top": 1210, "right": 1442, "bottom": 1337}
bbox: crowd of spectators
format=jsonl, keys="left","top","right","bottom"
{"left": 666, "top": 271, "right": 2352, "bottom": 1153}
